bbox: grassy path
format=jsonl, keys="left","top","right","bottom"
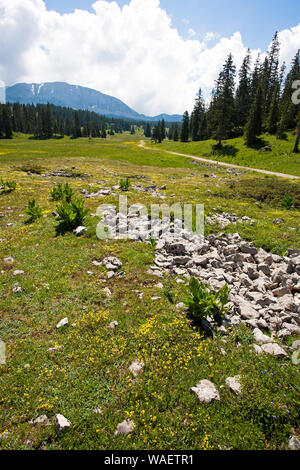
{"left": 138, "top": 140, "right": 300, "bottom": 180}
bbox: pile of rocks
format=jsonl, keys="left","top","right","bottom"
{"left": 150, "top": 232, "right": 300, "bottom": 340}
{"left": 81, "top": 188, "right": 112, "bottom": 198}
{"left": 205, "top": 212, "right": 255, "bottom": 228}
{"left": 98, "top": 209, "right": 300, "bottom": 341}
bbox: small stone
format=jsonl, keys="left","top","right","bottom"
{"left": 73, "top": 226, "right": 87, "bottom": 236}
{"left": 103, "top": 287, "right": 112, "bottom": 298}
{"left": 114, "top": 419, "right": 135, "bottom": 436}
{"left": 108, "top": 321, "right": 118, "bottom": 330}
{"left": 29, "top": 415, "right": 51, "bottom": 426}
{"left": 93, "top": 408, "right": 103, "bottom": 415}
{"left": 56, "top": 317, "right": 69, "bottom": 329}
{"left": 176, "top": 302, "right": 185, "bottom": 310}
{"left": 12, "top": 283, "right": 22, "bottom": 293}
{"left": 129, "top": 360, "right": 144, "bottom": 377}
{"left": 253, "top": 344, "right": 263, "bottom": 354}
{"left": 225, "top": 376, "right": 242, "bottom": 395}
{"left": 13, "top": 270, "right": 24, "bottom": 276}
{"left": 261, "top": 343, "right": 287, "bottom": 358}
{"left": 48, "top": 346, "right": 62, "bottom": 353}
{"left": 3, "top": 256, "right": 14, "bottom": 263}
{"left": 55, "top": 414, "right": 71, "bottom": 433}
{"left": 253, "top": 328, "right": 272, "bottom": 344}
{"left": 190, "top": 379, "right": 220, "bottom": 403}
{"left": 107, "top": 271, "right": 115, "bottom": 279}
{"left": 289, "top": 436, "right": 300, "bottom": 450}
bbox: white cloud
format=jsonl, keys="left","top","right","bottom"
{"left": 0, "top": 0, "right": 299, "bottom": 115}
{"left": 204, "top": 32, "right": 220, "bottom": 42}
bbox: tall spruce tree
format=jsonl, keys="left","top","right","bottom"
{"left": 236, "top": 49, "right": 252, "bottom": 128}
{"left": 211, "top": 54, "right": 236, "bottom": 145}
{"left": 191, "top": 89, "right": 206, "bottom": 141}
{"left": 244, "top": 84, "right": 263, "bottom": 146}
{"left": 180, "top": 111, "right": 190, "bottom": 142}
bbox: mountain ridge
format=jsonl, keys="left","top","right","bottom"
{"left": 6, "top": 82, "right": 182, "bottom": 122}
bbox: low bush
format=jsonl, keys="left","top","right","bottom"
{"left": 50, "top": 183, "right": 74, "bottom": 202}
{"left": 120, "top": 177, "right": 130, "bottom": 191}
{"left": 26, "top": 199, "right": 42, "bottom": 223}
{"left": 56, "top": 197, "right": 89, "bottom": 231}
{"left": 185, "top": 277, "right": 230, "bottom": 326}
{"left": 0, "top": 179, "right": 17, "bottom": 193}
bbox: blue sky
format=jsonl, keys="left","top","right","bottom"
{"left": 45, "top": 0, "right": 300, "bottom": 50}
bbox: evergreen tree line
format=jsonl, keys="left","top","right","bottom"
{"left": 0, "top": 102, "right": 159, "bottom": 140}
{"left": 167, "top": 33, "right": 299, "bottom": 150}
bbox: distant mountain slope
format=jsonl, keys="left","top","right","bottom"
{"left": 6, "top": 82, "right": 182, "bottom": 122}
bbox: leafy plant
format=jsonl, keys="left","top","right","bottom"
{"left": 120, "top": 177, "right": 130, "bottom": 191}
{"left": 56, "top": 197, "right": 89, "bottom": 231}
{"left": 50, "top": 183, "right": 74, "bottom": 202}
{"left": 26, "top": 199, "right": 42, "bottom": 223}
{"left": 282, "top": 196, "right": 295, "bottom": 210}
{"left": 185, "top": 277, "right": 230, "bottom": 325}
{"left": 150, "top": 236, "right": 157, "bottom": 249}
{"left": 0, "top": 179, "right": 16, "bottom": 193}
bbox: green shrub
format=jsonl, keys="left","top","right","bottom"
{"left": 120, "top": 177, "right": 130, "bottom": 191}
{"left": 185, "top": 277, "right": 230, "bottom": 325}
{"left": 282, "top": 196, "right": 295, "bottom": 210}
{"left": 26, "top": 199, "right": 42, "bottom": 223}
{"left": 0, "top": 179, "right": 17, "bottom": 193}
{"left": 150, "top": 236, "right": 157, "bottom": 249}
{"left": 50, "top": 183, "right": 74, "bottom": 202}
{"left": 56, "top": 197, "right": 89, "bottom": 231}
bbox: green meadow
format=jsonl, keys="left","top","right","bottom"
{"left": 0, "top": 133, "right": 299, "bottom": 450}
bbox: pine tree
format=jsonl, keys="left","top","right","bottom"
{"left": 267, "top": 83, "right": 280, "bottom": 134}
{"left": 277, "top": 50, "right": 300, "bottom": 136}
{"left": 293, "top": 111, "right": 300, "bottom": 153}
{"left": 191, "top": 89, "right": 205, "bottom": 141}
{"left": 211, "top": 54, "right": 236, "bottom": 145}
{"left": 46, "top": 103, "right": 53, "bottom": 138}
{"left": 180, "top": 111, "right": 189, "bottom": 142}
{"left": 244, "top": 85, "right": 263, "bottom": 146}
{"left": 173, "top": 123, "right": 179, "bottom": 141}
{"left": 73, "top": 111, "right": 82, "bottom": 138}
{"left": 160, "top": 119, "right": 166, "bottom": 140}
{"left": 2, "top": 105, "right": 13, "bottom": 139}
{"left": 235, "top": 49, "right": 252, "bottom": 128}
{"left": 145, "top": 123, "right": 151, "bottom": 137}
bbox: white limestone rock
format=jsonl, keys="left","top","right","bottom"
{"left": 190, "top": 379, "right": 220, "bottom": 403}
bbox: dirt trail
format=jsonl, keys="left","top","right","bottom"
{"left": 138, "top": 140, "right": 299, "bottom": 180}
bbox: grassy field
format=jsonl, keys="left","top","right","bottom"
{"left": 148, "top": 132, "right": 300, "bottom": 177}
{"left": 0, "top": 133, "right": 299, "bottom": 450}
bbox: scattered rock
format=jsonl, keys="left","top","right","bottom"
{"left": 289, "top": 436, "right": 300, "bottom": 450}
{"left": 56, "top": 318, "right": 69, "bottom": 329}
{"left": 12, "top": 283, "right": 22, "bottom": 293}
{"left": 55, "top": 414, "right": 71, "bottom": 433}
{"left": 129, "top": 360, "right": 144, "bottom": 377}
{"left": 190, "top": 379, "right": 220, "bottom": 403}
{"left": 261, "top": 343, "right": 287, "bottom": 358}
{"left": 253, "top": 328, "right": 272, "bottom": 344}
{"left": 108, "top": 321, "right": 118, "bottom": 330}
{"left": 13, "top": 270, "right": 24, "bottom": 276}
{"left": 73, "top": 226, "right": 87, "bottom": 236}
{"left": 225, "top": 376, "right": 242, "bottom": 395}
{"left": 114, "top": 419, "right": 135, "bottom": 436}
{"left": 29, "top": 415, "right": 51, "bottom": 426}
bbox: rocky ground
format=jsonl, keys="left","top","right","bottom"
{"left": 98, "top": 207, "right": 300, "bottom": 361}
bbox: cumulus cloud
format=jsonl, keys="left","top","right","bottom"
{"left": 0, "top": 0, "right": 299, "bottom": 115}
